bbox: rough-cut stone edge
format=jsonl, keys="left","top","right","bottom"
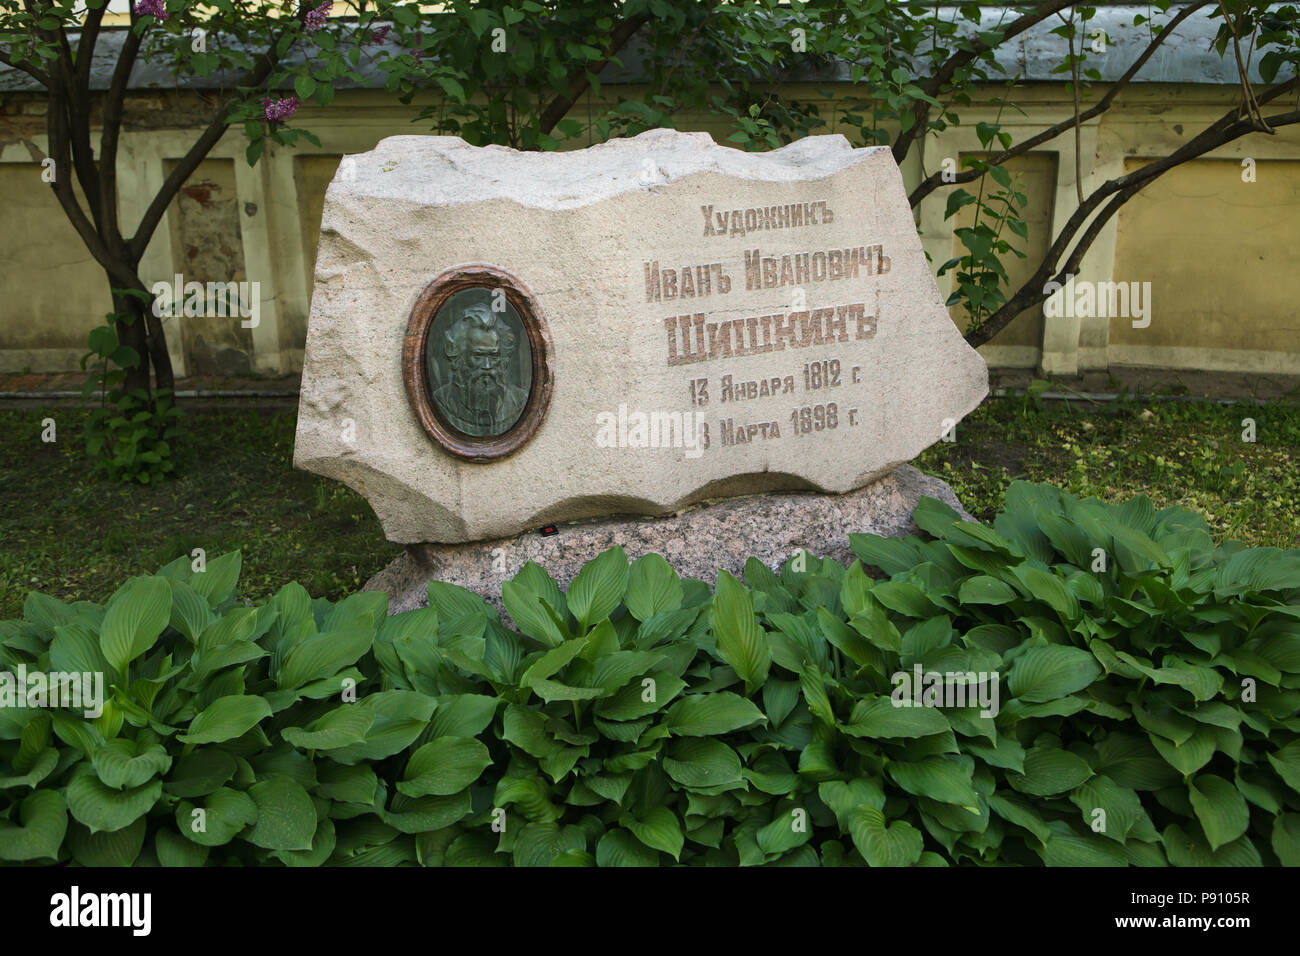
{"left": 364, "top": 464, "right": 972, "bottom": 615}
{"left": 331, "top": 129, "right": 887, "bottom": 211}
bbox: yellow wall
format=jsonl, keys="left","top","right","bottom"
{"left": 164, "top": 157, "right": 255, "bottom": 374}
{"left": 291, "top": 154, "right": 341, "bottom": 356}
{"left": 0, "top": 164, "right": 109, "bottom": 370}
{"left": 1110, "top": 157, "right": 1300, "bottom": 359}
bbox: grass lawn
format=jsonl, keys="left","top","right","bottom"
{"left": 2, "top": 394, "right": 1297, "bottom": 619}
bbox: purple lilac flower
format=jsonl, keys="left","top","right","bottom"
{"left": 302, "top": 1, "right": 332, "bottom": 33}
{"left": 370, "top": 25, "right": 391, "bottom": 44}
{"left": 261, "top": 95, "right": 301, "bottom": 126}
{"left": 133, "top": 0, "right": 167, "bottom": 21}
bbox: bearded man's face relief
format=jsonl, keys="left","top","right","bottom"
{"left": 429, "top": 302, "right": 531, "bottom": 439}
{"left": 461, "top": 326, "right": 507, "bottom": 418}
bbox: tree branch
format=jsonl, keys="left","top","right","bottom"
{"left": 0, "top": 46, "right": 53, "bottom": 87}
{"left": 76, "top": 0, "right": 108, "bottom": 95}
{"left": 892, "top": 0, "right": 1077, "bottom": 165}
{"left": 128, "top": 30, "right": 292, "bottom": 260}
{"left": 909, "top": 0, "right": 1213, "bottom": 207}
{"left": 965, "top": 86, "right": 1300, "bottom": 348}
{"left": 536, "top": 12, "right": 650, "bottom": 136}
{"left": 45, "top": 81, "right": 138, "bottom": 288}
{"left": 100, "top": 17, "right": 145, "bottom": 245}
{"left": 50, "top": 20, "right": 105, "bottom": 231}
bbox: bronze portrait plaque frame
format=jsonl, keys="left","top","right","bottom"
{"left": 403, "top": 265, "right": 554, "bottom": 462}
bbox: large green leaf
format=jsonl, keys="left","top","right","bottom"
{"left": 513, "top": 822, "right": 586, "bottom": 866}
{"left": 1008, "top": 645, "right": 1101, "bottom": 702}
{"left": 589, "top": 650, "right": 666, "bottom": 693}
{"left": 567, "top": 547, "right": 629, "bottom": 630}
{"left": 663, "top": 737, "right": 743, "bottom": 790}
{"left": 756, "top": 808, "right": 814, "bottom": 858}
{"left": 23, "top": 591, "right": 75, "bottom": 631}
{"left": 323, "top": 691, "right": 437, "bottom": 764}
{"left": 663, "top": 693, "right": 767, "bottom": 736}
{"left": 99, "top": 575, "right": 172, "bottom": 674}
{"left": 168, "top": 579, "right": 216, "bottom": 644}
{"left": 1069, "top": 774, "right": 1151, "bottom": 844}
{"left": 887, "top": 755, "right": 979, "bottom": 808}
{"left": 189, "top": 550, "right": 242, "bottom": 607}
{"left": 1272, "top": 814, "right": 1300, "bottom": 866}
{"left": 316, "top": 762, "right": 379, "bottom": 805}
{"left": 1096, "top": 732, "right": 1182, "bottom": 791}
{"left": 247, "top": 775, "right": 317, "bottom": 851}
{"left": 174, "top": 787, "right": 256, "bottom": 846}
{"left": 281, "top": 704, "right": 374, "bottom": 750}
{"left": 1163, "top": 824, "right": 1262, "bottom": 866}
{"left": 49, "top": 623, "right": 112, "bottom": 677}
{"left": 596, "top": 828, "right": 661, "bottom": 866}
{"left": 502, "top": 579, "right": 568, "bottom": 648}
{"left": 1009, "top": 747, "right": 1094, "bottom": 797}
{"left": 399, "top": 737, "right": 493, "bottom": 797}
{"left": 1188, "top": 774, "right": 1250, "bottom": 851}
{"left": 1041, "top": 824, "right": 1128, "bottom": 866}
{"left": 163, "top": 749, "right": 238, "bottom": 798}
{"left": 957, "top": 575, "right": 1018, "bottom": 606}
{"left": 1267, "top": 739, "right": 1300, "bottom": 794}
{"left": 818, "top": 779, "right": 887, "bottom": 825}
{"left": 494, "top": 775, "right": 562, "bottom": 824}
{"left": 277, "top": 626, "right": 373, "bottom": 689}
{"left": 66, "top": 771, "right": 161, "bottom": 833}
{"left": 622, "top": 806, "right": 684, "bottom": 861}
{"left": 711, "top": 570, "right": 770, "bottom": 695}
{"left": 178, "top": 694, "right": 273, "bottom": 745}
{"left": 0, "top": 747, "right": 58, "bottom": 789}
{"left": 383, "top": 791, "right": 472, "bottom": 833}
{"left": 1151, "top": 726, "right": 1216, "bottom": 776}
{"left": 624, "top": 553, "right": 684, "bottom": 622}
{"left": 843, "top": 696, "right": 951, "bottom": 739}
{"left": 518, "top": 638, "right": 588, "bottom": 690}
{"left": 1214, "top": 547, "right": 1300, "bottom": 596}
{"left": 1117, "top": 652, "right": 1222, "bottom": 702}
{"left": 900, "top": 616, "right": 954, "bottom": 666}
{"left": 444, "top": 832, "right": 507, "bottom": 866}
{"left": 595, "top": 671, "right": 686, "bottom": 720}
{"left": 92, "top": 738, "right": 172, "bottom": 790}
{"left": 67, "top": 819, "right": 146, "bottom": 866}
{"left": 1011, "top": 566, "right": 1081, "bottom": 621}
{"left": 988, "top": 792, "right": 1051, "bottom": 845}
{"left": 274, "top": 817, "right": 338, "bottom": 868}
{"left": 0, "top": 789, "right": 67, "bottom": 861}
{"left": 846, "top": 806, "right": 923, "bottom": 867}
{"left": 817, "top": 606, "right": 882, "bottom": 669}
{"left": 429, "top": 694, "right": 500, "bottom": 739}
{"left": 501, "top": 704, "right": 561, "bottom": 759}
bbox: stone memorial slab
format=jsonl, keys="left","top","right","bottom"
{"left": 294, "top": 128, "right": 988, "bottom": 544}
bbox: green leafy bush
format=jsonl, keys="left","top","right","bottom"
{"left": 81, "top": 313, "right": 181, "bottom": 485}
{"left": 2, "top": 482, "right": 1298, "bottom": 866}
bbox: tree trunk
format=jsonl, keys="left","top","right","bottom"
{"left": 109, "top": 276, "right": 175, "bottom": 401}
{"left": 144, "top": 302, "right": 176, "bottom": 395}
{"left": 110, "top": 285, "right": 150, "bottom": 397}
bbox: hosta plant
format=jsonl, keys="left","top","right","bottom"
{"left": 0, "top": 481, "right": 1297, "bottom": 866}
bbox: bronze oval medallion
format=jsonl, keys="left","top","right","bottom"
{"left": 403, "top": 265, "right": 554, "bottom": 462}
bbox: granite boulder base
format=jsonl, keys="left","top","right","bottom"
{"left": 294, "top": 128, "right": 988, "bottom": 545}
{"left": 364, "top": 464, "right": 972, "bottom": 615}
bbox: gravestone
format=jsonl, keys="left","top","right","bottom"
{"left": 293, "top": 128, "right": 987, "bottom": 609}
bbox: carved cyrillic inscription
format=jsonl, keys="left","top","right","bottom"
{"left": 663, "top": 303, "right": 874, "bottom": 367}
{"left": 631, "top": 199, "right": 894, "bottom": 458}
